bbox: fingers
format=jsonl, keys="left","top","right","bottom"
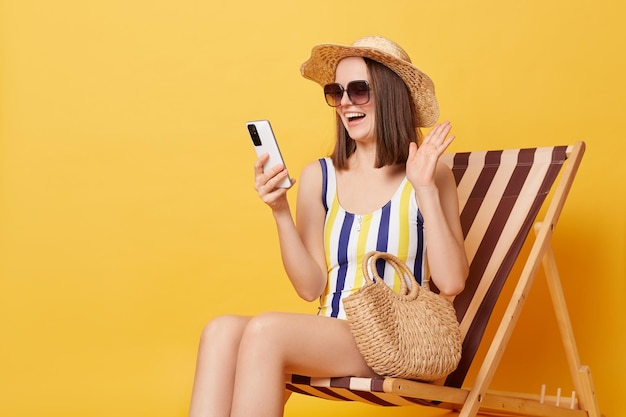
{"left": 254, "top": 153, "right": 291, "bottom": 207}
{"left": 422, "top": 121, "right": 455, "bottom": 154}
{"left": 407, "top": 121, "right": 456, "bottom": 188}
{"left": 440, "top": 134, "right": 456, "bottom": 152}
{"left": 424, "top": 121, "right": 451, "bottom": 142}
{"left": 255, "top": 153, "right": 286, "bottom": 186}
{"left": 264, "top": 168, "right": 289, "bottom": 190}
{"left": 254, "top": 153, "right": 270, "bottom": 175}
{"left": 255, "top": 164, "right": 288, "bottom": 191}
{"left": 256, "top": 173, "right": 289, "bottom": 207}
{"left": 407, "top": 141, "right": 418, "bottom": 160}
{"left": 259, "top": 186, "right": 289, "bottom": 206}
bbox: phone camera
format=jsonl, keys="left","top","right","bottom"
{"left": 248, "top": 124, "right": 262, "bottom": 146}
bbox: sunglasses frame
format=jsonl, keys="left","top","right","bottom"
{"left": 323, "top": 80, "right": 371, "bottom": 107}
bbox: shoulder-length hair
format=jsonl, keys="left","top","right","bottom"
{"left": 330, "top": 58, "right": 422, "bottom": 169}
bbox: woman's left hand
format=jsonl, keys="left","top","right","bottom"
{"left": 406, "top": 121, "right": 455, "bottom": 189}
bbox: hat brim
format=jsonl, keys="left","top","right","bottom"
{"left": 301, "top": 43, "right": 439, "bottom": 127}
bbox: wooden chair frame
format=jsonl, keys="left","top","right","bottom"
{"left": 287, "top": 142, "right": 603, "bottom": 417}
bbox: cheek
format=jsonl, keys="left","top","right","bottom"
{"left": 365, "top": 99, "right": 375, "bottom": 115}
{"left": 336, "top": 114, "right": 351, "bottom": 132}
{"left": 366, "top": 103, "right": 376, "bottom": 124}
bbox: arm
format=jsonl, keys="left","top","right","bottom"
{"left": 254, "top": 156, "right": 327, "bottom": 301}
{"left": 406, "top": 122, "right": 469, "bottom": 296}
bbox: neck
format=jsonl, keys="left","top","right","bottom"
{"left": 349, "top": 141, "right": 378, "bottom": 170}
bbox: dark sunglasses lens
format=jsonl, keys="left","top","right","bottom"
{"left": 347, "top": 81, "right": 370, "bottom": 105}
{"left": 324, "top": 83, "right": 344, "bottom": 107}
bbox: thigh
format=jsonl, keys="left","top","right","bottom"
{"left": 246, "top": 312, "right": 376, "bottom": 378}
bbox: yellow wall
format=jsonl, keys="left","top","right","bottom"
{"left": 1, "top": 1, "right": 624, "bottom": 416}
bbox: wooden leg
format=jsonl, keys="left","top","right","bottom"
{"left": 538, "top": 225, "right": 602, "bottom": 417}
{"left": 578, "top": 366, "right": 602, "bottom": 417}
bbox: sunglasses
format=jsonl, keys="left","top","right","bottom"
{"left": 323, "top": 80, "right": 371, "bottom": 107}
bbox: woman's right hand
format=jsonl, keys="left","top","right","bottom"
{"left": 254, "top": 153, "right": 294, "bottom": 211}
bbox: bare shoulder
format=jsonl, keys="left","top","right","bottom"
{"left": 296, "top": 160, "right": 326, "bottom": 232}
{"left": 299, "top": 160, "right": 323, "bottom": 191}
{"left": 300, "top": 159, "right": 323, "bottom": 181}
{"left": 296, "top": 160, "right": 324, "bottom": 206}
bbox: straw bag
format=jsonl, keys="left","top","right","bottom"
{"left": 343, "top": 251, "right": 462, "bottom": 381}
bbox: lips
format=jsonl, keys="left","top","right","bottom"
{"left": 345, "top": 112, "right": 366, "bottom": 124}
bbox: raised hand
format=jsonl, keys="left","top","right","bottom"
{"left": 406, "top": 121, "right": 455, "bottom": 189}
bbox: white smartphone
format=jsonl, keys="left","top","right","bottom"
{"left": 246, "top": 120, "right": 292, "bottom": 189}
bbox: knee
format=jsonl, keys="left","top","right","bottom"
{"left": 199, "top": 314, "right": 247, "bottom": 349}
{"left": 239, "top": 312, "right": 283, "bottom": 350}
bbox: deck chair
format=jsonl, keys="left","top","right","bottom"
{"left": 287, "top": 142, "right": 603, "bottom": 417}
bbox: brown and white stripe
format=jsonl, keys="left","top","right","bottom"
{"left": 287, "top": 144, "right": 574, "bottom": 407}
{"left": 441, "top": 145, "right": 568, "bottom": 388}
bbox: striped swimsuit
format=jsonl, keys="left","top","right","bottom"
{"left": 317, "top": 157, "right": 426, "bottom": 319}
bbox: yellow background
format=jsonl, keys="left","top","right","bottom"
{"left": 1, "top": 1, "right": 624, "bottom": 416}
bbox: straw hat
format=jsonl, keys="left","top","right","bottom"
{"left": 300, "top": 36, "right": 439, "bottom": 127}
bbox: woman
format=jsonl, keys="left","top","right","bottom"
{"left": 189, "top": 36, "right": 468, "bottom": 417}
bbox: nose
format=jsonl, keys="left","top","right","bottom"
{"left": 339, "top": 89, "right": 352, "bottom": 106}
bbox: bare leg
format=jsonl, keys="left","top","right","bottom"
{"left": 230, "top": 312, "right": 376, "bottom": 417}
{"left": 189, "top": 315, "right": 251, "bottom": 417}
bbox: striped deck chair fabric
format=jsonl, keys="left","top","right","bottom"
{"left": 287, "top": 142, "right": 602, "bottom": 417}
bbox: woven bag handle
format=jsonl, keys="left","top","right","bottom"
{"left": 362, "top": 251, "right": 422, "bottom": 298}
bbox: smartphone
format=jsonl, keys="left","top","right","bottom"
{"left": 246, "top": 120, "right": 292, "bottom": 189}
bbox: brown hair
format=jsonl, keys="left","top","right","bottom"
{"left": 330, "top": 58, "right": 422, "bottom": 169}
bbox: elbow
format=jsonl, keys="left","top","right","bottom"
{"left": 293, "top": 267, "right": 327, "bottom": 302}
{"left": 295, "top": 280, "right": 325, "bottom": 302}
{"left": 436, "top": 264, "right": 469, "bottom": 297}
{"left": 298, "top": 289, "right": 322, "bottom": 303}
{"left": 438, "top": 280, "right": 466, "bottom": 297}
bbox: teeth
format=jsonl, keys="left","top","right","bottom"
{"left": 346, "top": 112, "right": 365, "bottom": 119}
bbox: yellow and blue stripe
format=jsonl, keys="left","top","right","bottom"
{"left": 317, "top": 158, "right": 426, "bottom": 319}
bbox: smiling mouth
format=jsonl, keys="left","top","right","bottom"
{"left": 346, "top": 112, "right": 366, "bottom": 122}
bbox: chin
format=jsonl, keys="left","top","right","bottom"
{"left": 348, "top": 129, "right": 375, "bottom": 143}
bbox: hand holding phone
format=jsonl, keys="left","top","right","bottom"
{"left": 246, "top": 120, "right": 292, "bottom": 189}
